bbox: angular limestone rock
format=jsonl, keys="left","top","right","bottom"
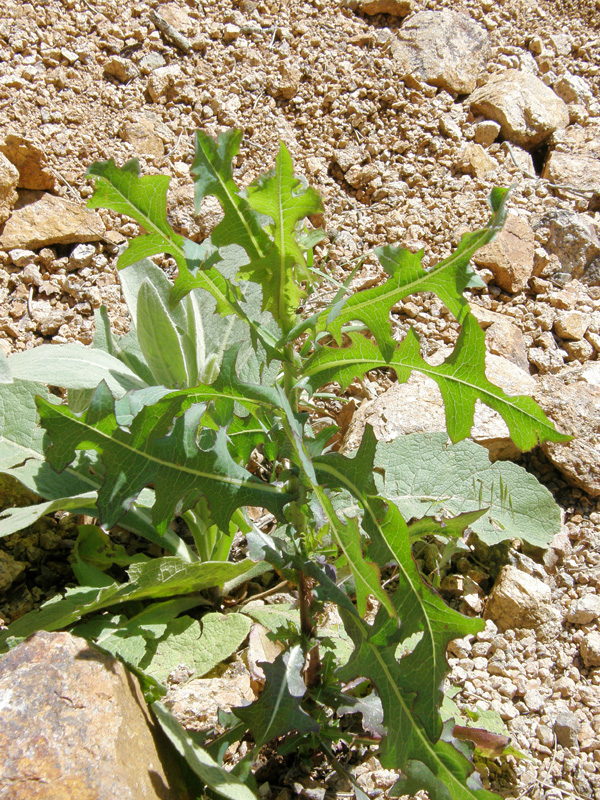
{"left": 358, "top": 0, "right": 412, "bottom": 15}
{"left": 0, "top": 192, "right": 105, "bottom": 249}
{"left": 538, "top": 208, "right": 600, "bottom": 281}
{"left": 470, "top": 70, "right": 569, "bottom": 148}
{"left": 119, "top": 119, "right": 165, "bottom": 158}
{"left": 535, "top": 374, "right": 600, "bottom": 497}
{"left": 542, "top": 123, "right": 600, "bottom": 195}
{"left": 0, "top": 152, "right": 18, "bottom": 225}
{"left": 0, "top": 631, "right": 190, "bottom": 800}
{"left": 472, "top": 212, "right": 535, "bottom": 293}
{"left": 484, "top": 565, "right": 562, "bottom": 641}
{"left": 391, "top": 10, "right": 490, "bottom": 94}
{"left": 0, "top": 134, "right": 56, "bottom": 191}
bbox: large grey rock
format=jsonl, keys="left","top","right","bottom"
{"left": 0, "top": 631, "right": 190, "bottom": 800}
{"left": 537, "top": 209, "right": 600, "bottom": 282}
{"left": 534, "top": 375, "right": 600, "bottom": 497}
{"left": 0, "top": 192, "right": 105, "bottom": 250}
{"left": 470, "top": 70, "right": 569, "bottom": 148}
{"left": 484, "top": 565, "right": 562, "bottom": 641}
{"left": 391, "top": 10, "right": 490, "bottom": 94}
{"left": 343, "top": 352, "right": 536, "bottom": 460}
{"left": 472, "top": 212, "right": 535, "bottom": 293}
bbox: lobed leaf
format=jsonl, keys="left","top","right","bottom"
{"left": 86, "top": 158, "right": 242, "bottom": 318}
{"left": 36, "top": 382, "right": 292, "bottom": 534}
{"left": 234, "top": 646, "right": 319, "bottom": 747}
{"left": 303, "top": 315, "right": 570, "bottom": 451}
{"left": 0, "top": 557, "right": 258, "bottom": 650}
{"left": 191, "top": 129, "right": 270, "bottom": 261}
{"left": 243, "top": 142, "right": 323, "bottom": 329}
{"left": 315, "top": 188, "right": 509, "bottom": 359}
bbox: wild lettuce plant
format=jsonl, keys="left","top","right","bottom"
{"left": 0, "top": 130, "right": 568, "bottom": 800}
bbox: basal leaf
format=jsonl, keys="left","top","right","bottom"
{"left": 136, "top": 279, "right": 191, "bottom": 388}
{"left": 0, "top": 492, "right": 97, "bottom": 539}
{"left": 315, "top": 188, "right": 509, "bottom": 359}
{"left": 0, "top": 379, "right": 51, "bottom": 470}
{"left": 243, "top": 142, "right": 323, "bottom": 330}
{"left": 0, "top": 350, "right": 11, "bottom": 384}
{"left": 234, "top": 646, "right": 319, "bottom": 747}
{"left": 7, "top": 344, "right": 146, "bottom": 396}
{"left": 303, "top": 315, "right": 570, "bottom": 451}
{"left": 374, "top": 433, "right": 562, "bottom": 547}
{"left": 36, "top": 382, "right": 291, "bottom": 534}
{"left": 0, "top": 557, "right": 259, "bottom": 650}
{"left": 153, "top": 701, "right": 258, "bottom": 800}
{"left": 139, "top": 612, "right": 252, "bottom": 683}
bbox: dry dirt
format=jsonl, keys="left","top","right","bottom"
{"left": 1, "top": 1, "right": 600, "bottom": 799}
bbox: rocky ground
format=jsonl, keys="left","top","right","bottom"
{"left": 1, "top": 0, "right": 600, "bottom": 798}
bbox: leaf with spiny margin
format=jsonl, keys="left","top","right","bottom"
{"left": 35, "top": 382, "right": 291, "bottom": 534}
{"left": 234, "top": 646, "right": 319, "bottom": 747}
{"left": 87, "top": 158, "right": 186, "bottom": 272}
{"left": 0, "top": 557, "right": 259, "bottom": 651}
{"left": 312, "top": 431, "right": 482, "bottom": 733}
{"left": 191, "top": 129, "right": 270, "bottom": 261}
{"left": 337, "top": 598, "right": 498, "bottom": 800}
{"left": 316, "top": 188, "right": 509, "bottom": 360}
{"left": 243, "top": 142, "right": 323, "bottom": 328}
{"left": 303, "top": 314, "right": 570, "bottom": 451}
{"left": 86, "top": 158, "right": 240, "bottom": 318}
{"left": 361, "top": 499, "right": 483, "bottom": 740}
{"left": 311, "top": 486, "right": 394, "bottom": 619}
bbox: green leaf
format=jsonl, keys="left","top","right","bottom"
{"left": 86, "top": 158, "right": 241, "bottom": 319}
{"left": 0, "top": 557, "right": 259, "bottom": 650}
{"left": 234, "top": 646, "right": 319, "bottom": 747}
{"left": 136, "top": 278, "right": 192, "bottom": 388}
{"left": 93, "top": 306, "right": 156, "bottom": 387}
{"left": 86, "top": 158, "right": 187, "bottom": 273}
{"left": 337, "top": 599, "right": 497, "bottom": 800}
{"left": 316, "top": 188, "right": 509, "bottom": 359}
{"left": 152, "top": 701, "right": 258, "bottom": 800}
{"left": 0, "top": 493, "right": 97, "bottom": 539}
{"left": 36, "top": 382, "right": 292, "bottom": 534}
{"left": 0, "top": 350, "right": 12, "bottom": 384}
{"left": 374, "top": 433, "right": 562, "bottom": 547}
{"left": 0, "top": 379, "right": 51, "bottom": 470}
{"left": 312, "top": 486, "right": 394, "bottom": 619}
{"left": 139, "top": 612, "right": 252, "bottom": 683}
{"left": 243, "top": 141, "right": 323, "bottom": 329}
{"left": 191, "top": 129, "right": 270, "bottom": 262}
{"left": 7, "top": 344, "right": 146, "bottom": 396}
{"left": 303, "top": 315, "right": 570, "bottom": 451}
